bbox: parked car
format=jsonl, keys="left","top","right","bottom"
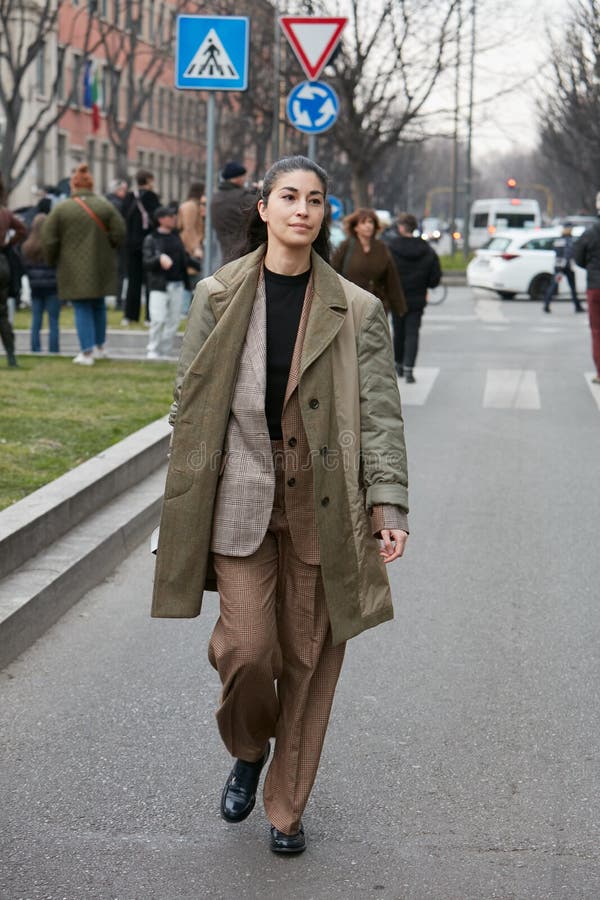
{"left": 466, "top": 227, "right": 587, "bottom": 301}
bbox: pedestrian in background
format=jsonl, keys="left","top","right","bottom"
{"left": 121, "top": 169, "right": 160, "bottom": 325}
{"left": 152, "top": 155, "right": 409, "bottom": 855}
{"left": 574, "top": 195, "right": 600, "bottom": 384}
{"left": 331, "top": 207, "right": 406, "bottom": 318}
{"left": 543, "top": 224, "right": 584, "bottom": 313}
{"left": 0, "top": 173, "right": 27, "bottom": 367}
{"left": 106, "top": 178, "right": 129, "bottom": 311}
{"left": 384, "top": 212, "right": 442, "bottom": 383}
{"left": 177, "top": 181, "right": 205, "bottom": 315}
{"left": 143, "top": 206, "right": 190, "bottom": 359}
{"left": 21, "top": 213, "right": 60, "bottom": 354}
{"left": 210, "top": 161, "right": 255, "bottom": 265}
{"left": 42, "top": 163, "right": 125, "bottom": 366}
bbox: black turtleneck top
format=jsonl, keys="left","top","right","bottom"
{"left": 264, "top": 265, "right": 311, "bottom": 440}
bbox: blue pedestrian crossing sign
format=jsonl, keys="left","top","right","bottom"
{"left": 286, "top": 80, "right": 339, "bottom": 134}
{"left": 176, "top": 16, "right": 249, "bottom": 91}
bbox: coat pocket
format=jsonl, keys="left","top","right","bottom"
{"left": 164, "top": 468, "right": 193, "bottom": 500}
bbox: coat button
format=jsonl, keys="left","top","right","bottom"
{"left": 287, "top": 477, "right": 296, "bottom": 487}
{"left": 320, "top": 446, "right": 327, "bottom": 456}
{"left": 321, "top": 496, "right": 330, "bottom": 507}
{"left": 309, "top": 398, "right": 319, "bottom": 409}
{"left": 288, "top": 437, "right": 297, "bottom": 448}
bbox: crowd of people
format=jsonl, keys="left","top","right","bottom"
{"left": 3, "top": 160, "right": 600, "bottom": 387}
{"left": 0, "top": 163, "right": 213, "bottom": 366}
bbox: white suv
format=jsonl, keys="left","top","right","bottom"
{"left": 466, "top": 227, "right": 587, "bottom": 301}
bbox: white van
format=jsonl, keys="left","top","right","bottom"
{"left": 468, "top": 198, "right": 541, "bottom": 249}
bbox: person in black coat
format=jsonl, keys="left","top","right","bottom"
{"left": 383, "top": 212, "right": 442, "bottom": 383}
{"left": 121, "top": 169, "right": 160, "bottom": 324}
{"left": 142, "top": 207, "right": 195, "bottom": 359}
{"left": 574, "top": 201, "right": 600, "bottom": 383}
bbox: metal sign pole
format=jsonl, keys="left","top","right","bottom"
{"left": 204, "top": 92, "right": 215, "bottom": 276}
{"left": 308, "top": 134, "right": 317, "bottom": 161}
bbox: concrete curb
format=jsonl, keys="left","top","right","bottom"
{"left": 0, "top": 417, "right": 170, "bottom": 581}
{"left": 0, "top": 419, "right": 170, "bottom": 670}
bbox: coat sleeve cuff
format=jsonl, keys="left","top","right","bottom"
{"left": 365, "top": 483, "right": 409, "bottom": 511}
{"left": 370, "top": 504, "right": 409, "bottom": 537}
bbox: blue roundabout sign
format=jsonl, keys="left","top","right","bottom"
{"left": 286, "top": 80, "right": 339, "bottom": 135}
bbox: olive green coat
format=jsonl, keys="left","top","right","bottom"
{"left": 41, "top": 191, "right": 125, "bottom": 300}
{"left": 151, "top": 246, "right": 409, "bottom": 645}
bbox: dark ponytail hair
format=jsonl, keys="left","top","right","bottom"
{"left": 239, "top": 156, "right": 330, "bottom": 263}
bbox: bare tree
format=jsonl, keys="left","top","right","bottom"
{"left": 0, "top": 0, "right": 97, "bottom": 194}
{"left": 537, "top": 0, "right": 600, "bottom": 212}
{"left": 301, "top": 0, "right": 459, "bottom": 206}
{"left": 96, "top": 0, "right": 192, "bottom": 175}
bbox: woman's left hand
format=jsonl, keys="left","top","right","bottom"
{"left": 379, "top": 529, "right": 408, "bottom": 564}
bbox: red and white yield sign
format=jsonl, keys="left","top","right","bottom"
{"left": 279, "top": 16, "right": 347, "bottom": 81}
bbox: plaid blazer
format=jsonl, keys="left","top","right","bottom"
{"left": 210, "top": 271, "right": 274, "bottom": 555}
{"left": 210, "top": 268, "right": 405, "bottom": 561}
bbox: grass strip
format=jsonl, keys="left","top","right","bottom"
{"left": 13, "top": 305, "right": 186, "bottom": 333}
{"left": 0, "top": 355, "right": 175, "bottom": 510}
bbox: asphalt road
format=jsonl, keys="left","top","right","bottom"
{"left": 2, "top": 288, "right": 600, "bottom": 900}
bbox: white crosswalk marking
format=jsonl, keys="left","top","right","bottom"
{"left": 483, "top": 369, "right": 541, "bottom": 409}
{"left": 585, "top": 373, "right": 600, "bottom": 410}
{"left": 398, "top": 367, "right": 440, "bottom": 406}
{"left": 474, "top": 298, "right": 509, "bottom": 323}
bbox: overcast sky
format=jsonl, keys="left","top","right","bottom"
{"left": 468, "top": 0, "right": 564, "bottom": 158}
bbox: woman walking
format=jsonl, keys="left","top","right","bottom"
{"left": 331, "top": 207, "right": 406, "bottom": 318}
{"left": 152, "top": 157, "right": 409, "bottom": 855}
{"left": 42, "top": 164, "right": 125, "bottom": 365}
{"left": 22, "top": 214, "right": 61, "bottom": 353}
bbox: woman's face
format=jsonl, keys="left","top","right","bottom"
{"left": 258, "top": 169, "right": 325, "bottom": 252}
{"left": 355, "top": 217, "right": 376, "bottom": 241}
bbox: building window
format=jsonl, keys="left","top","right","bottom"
{"left": 110, "top": 69, "right": 120, "bottom": 119}
{"left": 87, "top": 139, "right": 96, "bottom": 178}
{"left": 57, "top": 46, "right": 65, "bottom": 102}
{"left": 167, "top": 90, "right": 175, "bottom": 133}
{"left": 146, "top": 87, "right": 154, "bottom": 127}
{"left": 148, "top": 0, "right": 155, "bottom": 41}
{"left": 36, "top": 132, "right": 46, "bottom": 188}
{"left": 157, "top": 86, "right": 164, "bottom": 131}
{"left": 71, "top": 52, "right": 81, "bottom": 106}
{"left": 36, "top": 42, "right": 46, "bottom": 95}
{"left": 100, "top": 143, "right": 109, "bottom": 193}
{"left": 167, "top": 155, "right": 173, "bottom": 200}
{"left": 57, "top": 133, "right": 67, "bottom": 180}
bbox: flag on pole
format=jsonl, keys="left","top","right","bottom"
{"left": 91, "top": 64, "right": 101, "bottom": 132}
{"left": 83, "top": 59, "right": 101, "bottom": 132}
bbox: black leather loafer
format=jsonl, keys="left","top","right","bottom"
{"left": 269, "top": 823, "right": 306, "bottom": 854}
{"left": 220, "top": 743, "right": 270, "bottom": 823}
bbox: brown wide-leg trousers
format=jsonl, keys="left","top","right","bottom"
{"left": 209, "top": 450, "right": 346, "bottom": 834}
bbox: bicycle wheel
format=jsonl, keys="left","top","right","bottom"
{"left": 427, "top": 284, "right": 447, "bottom": 305}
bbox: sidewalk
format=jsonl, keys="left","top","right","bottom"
{"left": 13, "top": 326, "right": 183, "bottom": 361}
{"left": 0, "top": 416, "right": 170, "bottom": 669}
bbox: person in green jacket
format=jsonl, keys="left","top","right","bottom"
{"left": 42, "top": 163, "right": 125, "bottom": 365}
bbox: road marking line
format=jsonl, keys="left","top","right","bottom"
{"left": 585, "top": 372, "right": 600, "bottom": 410}
{"left": 399, "top": 367, "right": 439, "bottom": 406}
{"left": 483, "top": 369, "right": 540, "bottom": 409}
{"left": 474, "top": 298, "right": 510, "bottom": 323}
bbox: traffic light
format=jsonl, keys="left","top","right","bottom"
{"left": 506, "top": 177, "right": 518, "bottom": 191}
